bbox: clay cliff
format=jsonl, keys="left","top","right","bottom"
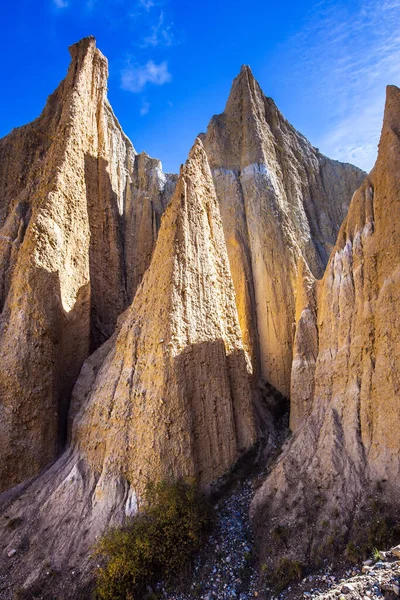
{"left": 0, "top": 138, "right": 256, "bottom": 596}
{"left": 251, "top": 85, "right": 400, "bottom": 572}
{"left": 0, "top": 42, "right": 364, "bottom": 495}
{"left": 201, "top": 66, "right": 365, "bottom": 395}
{"left": 1, "top": 34, "right": 395, "bottom": 599}
{"left": 0, "top": 37, "right": 176, "bottom": 492}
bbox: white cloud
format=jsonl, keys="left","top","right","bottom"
{"left": 121, "top": 60, "right": 171, "bottom": 93}
{"left": 138, "top": 0, "right": 155, "bottom": 11}
{"left": 276, "top": 0, "right": 400, "bottom": 171}
{"left": 140, "top": 100, "right": 150, "bottom": 115}
{"left": 53, "top": 0, "right": 68, "bottom": 7}
{"left": 142, "top": 11, "right": 174, "bottom": 47}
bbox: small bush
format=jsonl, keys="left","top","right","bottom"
{"left": 272, "top": 524, "right": 288, "bottom": 546}
{"left": 345, "top": 540, "right": 360, "bottom": 563}
{"left": 269, "top": 557, "right": 303, "bottom": 593}
{"left": 94, "top": 480, "right": 212, "bottom": 600}
{"left": 373, "top": 547, "right": 381, "bottom": 561}
{"left": 347, "top": 500, "right": 400, "bottom": 561}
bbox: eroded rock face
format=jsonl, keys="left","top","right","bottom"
{"left": 201, "top": 66, "right": 365, "bottom": 395}
{"left": 0, "top": 37, "right": 175, "bottom": 492}
{"left": 72, "top": 137, "right": 256, "bottom": 491}
{"left": 0, "top": 35, "right": 381, "bottom": 598}
{"left": 0, "top": 139, "right": 256, "bottom": 596}
{"left": 251, "top": 85, "right": 400, "bottom": 572}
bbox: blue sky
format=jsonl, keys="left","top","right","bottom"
{"left": 0, "top": 0, "right": 399, "bottom": 173}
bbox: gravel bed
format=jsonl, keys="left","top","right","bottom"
{"left": 161, "top": 478, "right": 260, "bottom": 600}
{"left": 275, "top": 552, "right": 400, "bottom": 600}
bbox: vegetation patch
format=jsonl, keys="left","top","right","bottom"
{"left": 6, "top": 515, "right": 24, "bottom": 530}
{"left": 263, "top": 557, "right": 304, "bottom": 593}
{"left": 94, "top": 480, "right": 213, "bottom": 600}
{"left": 272, "top": 524, "right": 289, "bottom": 547}
{"left": 346, "top": 498, "right": 400, "bottom": 562}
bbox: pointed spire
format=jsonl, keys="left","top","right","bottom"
{"left": 228, "top": 64, "right": 257, "bottom": 103}
{"left": 203, "top": 64, "right": 266, "bottom": 169}
{"left": 67, "top": 36, "right": 108, "bottom": 90}
{"left": 70, "top": 131, "right": 256, "bottom": 494}
{"left": 380, "top": 84, "right": 400, "bottom": 138}
{"left": 68, "top": 35, "right": 97, "bottom": 62}
{"left": 372, "top": 84, "right": 400, "bottom": 178}
{"left": 238, "top": 64, "right": 254, "bottom": 80}
{"left": 188, "top": 136, "right": 206, "bottom": 159}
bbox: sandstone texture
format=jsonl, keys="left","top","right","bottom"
{"left": 0, "top": 138, "right": 256, "bottom": 596}
{"left": 0, "top": 34, "right": 387, "bottom": 600}
{"left": 251, "top": 85, "right": 400, "bottom": 572}
{"left": 71, "top": 137, "right": 256, "bottom": 492}
{"left": 0, "top": 37, "right": 175, "bottom": 492}
{"left": 202, "top": 66, "right": 365, "bottom": 395}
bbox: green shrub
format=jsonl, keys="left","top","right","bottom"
{"left": 345, "top": 540, "right": 360, "bottom": 563}
{"left": 272, "top": 524, "right": 288, "bottom": 546}
{"left": 347, "top": 500, "right": 400, "bottom": 561}
{"left": 373, "top": 547, "right": 381, "bottom": 561}
{"left": 267, "top": 557, "right": 304, "bottom": 593}
{"left": 94, "top": 480, "right": 212, "bottom": 600}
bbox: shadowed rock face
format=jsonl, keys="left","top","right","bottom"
{"left": 0, "top": 37, "right": 176, "bottom": 492}
{"left": 251, "top": 85, "right": 400, "bottom": 572}
{"left": 0, "top": 139, "right": 256, "bottom": 597}
{"left": 201, "top": 65, "right": 365, "bottom": 395}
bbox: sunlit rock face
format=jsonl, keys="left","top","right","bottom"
{"left": 0, "top": 139, "right": 256, "bottom": 597}
{"left": 201, "top": 65, "right": 365, "bottom": 396}
{"left": 251, "top": 85, "right": 400, "bottom": 572}
{"left": 0, "top": 37, "right": 176, "bottom": 492}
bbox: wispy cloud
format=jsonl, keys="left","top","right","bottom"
{"left": 121, "top": 60, "right": 171, "bottom": 93}
{"left": 281, "top": 0, "right": 400, "bottom": 171}
{"left": 141, "top": 11, "right": 174, "bottom": 47}
{"left": 140, "top": 100, "right": 150, "bottom": 115}
{"left": 138, "top": 0, "right": 155, "bottom": 11}
{"left": 53, "top": 0, "right": 68, "bottom": 7}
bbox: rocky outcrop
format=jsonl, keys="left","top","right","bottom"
{"left": 0, "top": 37, "right": 175, "bottom": 492}
{"left": 201, "top": 66, "right": 365, "bottom": 395}
{"left": 0, "top": 138, "right": 256, "bottom": 596}
{"left": 250, "top": 85, "right": 400, "bottom": 572}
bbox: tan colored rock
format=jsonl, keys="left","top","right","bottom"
{"left": 72, "top": 137, "right": 256, "bottom": 490}
{"left": 391, "top": 546, "right": 400, "bottom": 559}
{"left": 289, "top": 257, "right": 318, "bottom": 431}
{"left": 202, "top": 65, "right": 365, "bottom": 395}
{"left": 0, "top": 138, "right": 256, "bottom": 596}
{"left": 251, "top": 85, "right": 400, "bottom": 571}
{"left": 125, "top": 152, "right": 177, "bottom": 303}
{"left": 0, "top": 37, "right": 175, "bottom": 492}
